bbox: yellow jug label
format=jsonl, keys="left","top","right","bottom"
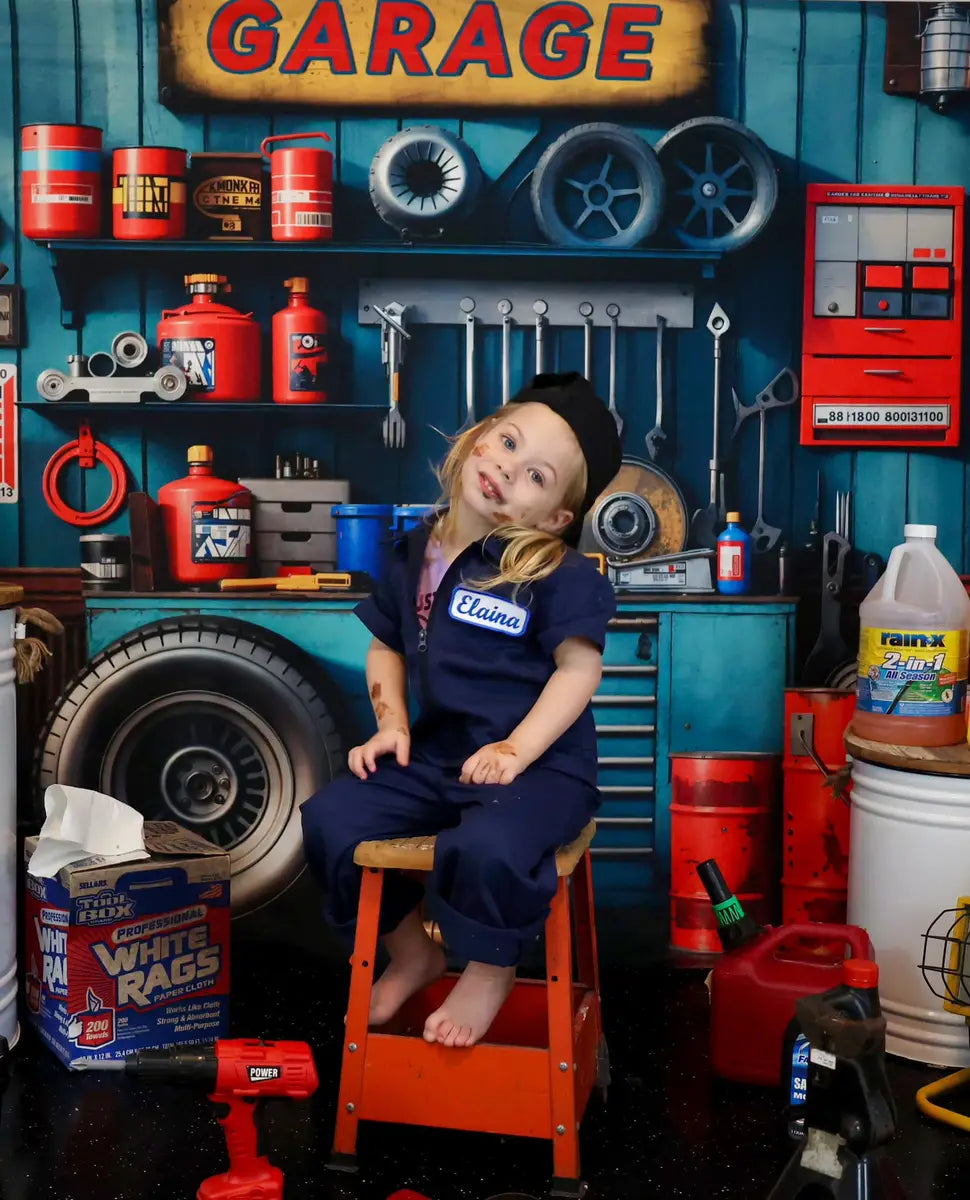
{"left": 857, "top": 627, "right": 968, "bottom": 717}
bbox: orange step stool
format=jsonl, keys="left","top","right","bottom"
{"left": 330, "top": 819, "right": 607, "bottom": 1198}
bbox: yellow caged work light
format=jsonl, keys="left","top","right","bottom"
{"left": 918, "top": 896, "right": 970, "bottom": 1131}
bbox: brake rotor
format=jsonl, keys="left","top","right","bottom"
{"left": 579, "top": 457, "right": 688, "bottom": 563}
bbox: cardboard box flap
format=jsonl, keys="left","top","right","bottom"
{"left": 142, "top": 821, "right": 224, "bottom": 858}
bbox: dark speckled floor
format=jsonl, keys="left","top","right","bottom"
{"left": 2, "top": 933, "right": 970, "bottom": 1200}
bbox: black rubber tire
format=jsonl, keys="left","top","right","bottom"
{"left": 530, "top": 122, "right": 665, "bottom": 249}
{"left": 369, "top": 125, "right": 484, "bottom": 238}
{"left": 33, "top": 617, "right": 343, "bottom": 917}
{"left": 655, "top": 116, "right": 778, "bottom": 252}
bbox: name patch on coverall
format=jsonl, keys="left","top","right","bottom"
{"left": 448, "top": 588, "right": 530, "bottom": 637}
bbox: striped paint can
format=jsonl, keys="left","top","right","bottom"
{"left": 21, "top": 124, "right": 103, "bottom": 239}
{"left": 112, "top": 146, "right": 188, "bottom": 240}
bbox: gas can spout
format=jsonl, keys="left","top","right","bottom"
{"left": 697, "top": 858, "right": 763, "bottom": 951}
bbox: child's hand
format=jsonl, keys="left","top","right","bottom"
{"left": 460, "top": 741, "right": 524, "bottom": 786}
{"left": 348, "top": 727, "right": 410, "bottom": 780}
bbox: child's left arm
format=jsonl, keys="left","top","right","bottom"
{"left": 459, "top": 636, "right": 602, "bottom": 785}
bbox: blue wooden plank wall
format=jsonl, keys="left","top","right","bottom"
{"left": 0, "top": 0, "right": 968, "bottom": 571}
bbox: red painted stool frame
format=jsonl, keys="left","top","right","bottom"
{"left": 330, "top": 831, "right": 605, "bottom": 1198}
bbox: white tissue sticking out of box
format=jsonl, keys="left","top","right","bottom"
{"left": 27, "top": 785, "right": 150, "bottom": 879}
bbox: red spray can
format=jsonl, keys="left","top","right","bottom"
{"left": 158, "top": 445, "right": 252, "bottom": 586}
{"left": 21, "top": 124, "right": 103, "bottom": 239}
{"left": 272, "top": 277, "right": 328, "bottom": 404}
{"left": 158, "top": 274, "right": 261, "bottom": 402}
{"left": 112, "top": 146, "right": 187, "bottom": 240}
{"left": 260, "top": 133, "right": 333, "bottom": 242}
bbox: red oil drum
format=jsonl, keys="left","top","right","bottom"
{"left": 670, "top": 752, "right": 780, "bottom": 953}
{"left": 260, "top": 133, "right": 333, "bottom": 242}
{"left": 21, "top": 124, "right": 103, "bottom": 239}
{"left": 157, "top": 445, "right": 252, "bottom": 585}
{"left": 158, "top": 274, "right": 261, "bottom": 402}
{"left": 782, "top": 689, "right": 854, "bottom": 926}
{"left": 112, "top": 146, "right": 187, "bottom": 240}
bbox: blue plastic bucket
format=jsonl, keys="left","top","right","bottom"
{"left": 392, "top": 504, "right": 436, "bottom": 534}
{"left": 331, "top": 504, "right": 393, "bottom": 578}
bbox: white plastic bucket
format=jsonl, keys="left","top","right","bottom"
{"left": 847, "top": 758, "right": 970, "bottom": 1067}
{"left": 0, "top": 603, "right": 18, "bottom": 1047}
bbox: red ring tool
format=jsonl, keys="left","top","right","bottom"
{"left": 42, "top": 424, "right": 127, "bottom": 527}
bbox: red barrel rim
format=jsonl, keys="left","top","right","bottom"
{"left": 21, "top": 122, "right": 103, "bottom": 133}
{"left": 190, "top": 152, "right": 264, "bottom": 161}
{"left": 784, "top": 687, "right": 854, "bottom": 695}
{"left": 112, "top": 145, "right": 188, "bottom": 154}
{"left": 670, "top": 751, "right": 780, "bottom": 761}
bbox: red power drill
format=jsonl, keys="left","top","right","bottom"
{"left": 125, "top": 1039, "right": 318, "bottom": 1199}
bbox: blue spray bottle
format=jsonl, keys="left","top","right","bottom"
{"left": 717, "top": 512, "right": 752, "bottom": 595}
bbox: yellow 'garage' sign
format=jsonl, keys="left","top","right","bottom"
{"left": 159, "top": 0, "right": 711, "bottom": 110}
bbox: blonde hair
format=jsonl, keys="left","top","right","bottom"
{"left": 434, "top": 405, "right": 587, "bottom": 590}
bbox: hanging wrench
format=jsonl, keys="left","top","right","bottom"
{"left": 749, "top": 403, "right": 782, "bottom": 553}
{"left": 688, "top": 302, "right": 731, "bottom": 549}
{"left": 498, "top": 299, "right": 513, "bottom": 404}
{"left": 645, "top": 314, "right": 667, "bottom": 460}
{"left": 458, "top": 296, "right": 476, "bottom": 431}
{"left": 730, "top": 366, "right": 800, "bottom": 443}
{"left": 579, "top": 301, "right": 594, "bottom": 379}
{"left": 533, "top": 299, "right": 548, "bottom": 375}
{"left": 605, "top": 302, "right": 623, "bottom": 435}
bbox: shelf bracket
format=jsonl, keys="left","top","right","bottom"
{"left": 48, "top": 246, "right": 83, "bottom": 329}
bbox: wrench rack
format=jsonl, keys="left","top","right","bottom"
{"left": 358, "top": 281, "right": 694, "bottom": 329}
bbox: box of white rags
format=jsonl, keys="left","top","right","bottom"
{"left": 23, "top": 820, "right": 230, "bottom": 1069}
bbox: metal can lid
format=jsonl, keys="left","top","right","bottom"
{"left": 843, "top": 958, "right": 879, "bottom": 988}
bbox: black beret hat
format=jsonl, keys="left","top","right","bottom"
{"left": 509, "top": 371, "right": 622, "bottom": 544}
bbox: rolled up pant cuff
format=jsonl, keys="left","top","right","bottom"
{"left": 427, "top": 889, "right": 546, "bottom": 967}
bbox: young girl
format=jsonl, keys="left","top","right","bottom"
{"left": 302, "top": 371, "right": 621, "bottom": 1049}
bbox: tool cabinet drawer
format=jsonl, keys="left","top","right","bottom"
{"left": 805, "top": 318, "right": 955, "bottom": 359}
{"left": 252, "top": 500, "right": 339, "bottom": 535}
{"left": 254, "top": 530, "right": 336, "bottom": 566}
{"left": 804, "top": 355, "right": 956, "bottom": 398}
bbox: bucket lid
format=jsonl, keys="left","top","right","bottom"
{"left": 904, "top": 523, "right": 937, "bottom": 539}
{"left": 331, "top": 504, "right": 393, "bottom": 517}
{"left": 79, "top": 533, "right": 129, "bottom": 543}
{"left": 393, "top": 504, "right": 435, "bottom": 513}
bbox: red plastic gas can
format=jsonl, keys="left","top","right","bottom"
{"left": 158, "top": 274, "right": 261, "bottom": 402}
{"left": 708, "top": 921, "right": 874, "bottom": 1086}
{"left": 260, "top": 133, "right": 333, "bottom": 242}
{"left": 272, "top": 277, "right": 328, "bottom": 404}
{"left": 158, "top": 445, "right": 252, "bottom": 585}
{"left": 21, "top": 124, "right": 103, "bottom": 239}
{"left": 112, "top": 146, "right": 187, "bottom": 239}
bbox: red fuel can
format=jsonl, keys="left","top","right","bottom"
{"left": 158, "top": 445, "right": 252, "bottom": 585}
{"left": 260, "top": 133, "right": 333, "bottom": 242}
{"left": 158, "top": 274, "right": 261, "bottom": 402}
{"left": 112, "top": 146, "right": 187, "bottom": 240}
{"left": 272, "top": 277, "right": 328, "bottom": 403}
{"left": 21, "top": 124, "right": 103, "bottom": 239}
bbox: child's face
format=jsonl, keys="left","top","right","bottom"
{"left": 458, "top": 402, "right": 584, "bottom": 535}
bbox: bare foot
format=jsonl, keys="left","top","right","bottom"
{"left": 369, "top": 909, "right": 446, "bottom": 1026}
{"left": 423, "top": 961, "right": 515, "bottom": 1048}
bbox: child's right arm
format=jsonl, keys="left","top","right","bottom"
{"left": 348, "top": 637, "right": 411, "bottom": 780}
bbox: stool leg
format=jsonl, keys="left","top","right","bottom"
{"left": 546, "top": 875, "right": 582, "bottom": 1194}
{"left": 572, "top": 849, "right": 609, "bottom": 1102}
{"left": 330, "top": 865, "right": 384, "bottom": 1168}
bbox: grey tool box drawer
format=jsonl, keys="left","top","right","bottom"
{"left": 254, "top": 530, "right": 337, "bottom": 565}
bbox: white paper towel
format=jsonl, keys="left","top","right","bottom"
{"left": 27, "top": 784, "right": 149, "bottom": 879}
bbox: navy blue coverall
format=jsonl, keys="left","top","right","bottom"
{"left": 301, "top": 523, "right": 616, "bottom": 966}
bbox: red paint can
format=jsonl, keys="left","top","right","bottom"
{"left": 112, "top": 146, "right": 187, "bottom": 240}
{"left": 21, "top": 124, "right": 103, "bottom": 239}
{"left": 782, "top": 689, "right": 854, "bottom": 927}
{"left": 670, "top": 752, "right": 780, "bottom": 953}
{"left": 260, "top": 133, "right": 333, "bottom": 242}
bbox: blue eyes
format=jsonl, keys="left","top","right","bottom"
{"left": 499, "top": 433, "right": 543, "bottom": 486}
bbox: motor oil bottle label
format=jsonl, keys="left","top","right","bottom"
{"left": 717, "top": 540, "right": 745, "bottom": 581}
{"left": 191, "top": 504, "right": 251, "bottom": 562}
{"left": 789, "top": 1033, "right": 809, "bottom": 1107}
{"left": 856, "top": 627, "right": 968, "bottom": 717}
{"left": 161, "top": 337, "right": 216, "bottom": 391}
{"left": 289, "top": 332, "right": 327, "bottom": 392}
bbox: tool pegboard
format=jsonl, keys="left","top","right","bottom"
{"left": 358, "top": 281, "right": 694, "bottom": 329}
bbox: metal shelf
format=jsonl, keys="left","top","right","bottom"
{"left": 43, "top": 239, "right": 723, "bottom": 329}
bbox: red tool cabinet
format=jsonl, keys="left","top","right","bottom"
{"left": 801, "top": 183, "right": 964, "bottom": 447}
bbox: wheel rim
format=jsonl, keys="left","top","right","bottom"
{"left": 390, "top": 139, "right": 464, "bottom": 214}
{"left": 100, "top": 691, "right": 295, "bottom": 867}
{"left": 555, "top": 148, "right": 647, "bottom": 243}
{"left": 657, "top": 121, "right": 777, "bottom": 251}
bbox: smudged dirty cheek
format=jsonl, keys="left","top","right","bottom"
{"left": 471, "top": 443, "right": 486, "bottom": 458}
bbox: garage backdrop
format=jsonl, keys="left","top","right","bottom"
{"left": 0, "top": 0, "right": 968, "bottom": 571}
